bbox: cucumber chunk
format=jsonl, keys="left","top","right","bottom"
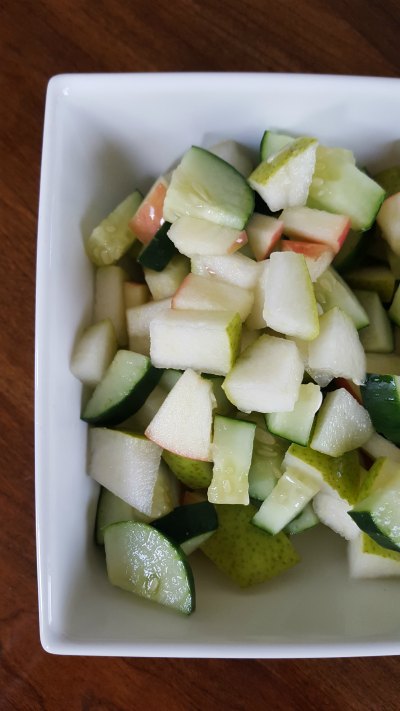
{"left": 163, "top": 146, "right": 254, "bottom": 230}
{"left": 284, "top": 502, "right": 319, "bottom": 535}
{"left": 361, "top": 374, "right": 400, "bottom": 445}
{"left": 85, "top": 191, "right": 142, "bottom": 266}
{"left": 314, "top": 268, "right": 369, "bottom": 330}
{"left": 354, "top": 290, "right": 393, "bottom": 353}
{"left": 248, "top": 429, "right": 287, "bottom": 501}
{"left": 137, "top": 221, "right": 177, "bottom": 271}
{"left": 266, "top": 383, "right": 322, "bottom": 446}
{"left": 82, "top": 350, "right": 163, "bottom": 426}
{"left": 104, "top": 521, "right": 195, "bottom": 614}
{"left": 260, "top": 131, "right": 294, "bottom": 161}
{"left": 208, "top": 416, "right": 256, "bottom": 505}
{"left": 152, "top": 501, "right": 218, "bottom": 555}
{"left": 349, "top": 483, "right": 400, "bottom": 553}
{"left": 252, "top": 469, "right": 321, "bottom": 535}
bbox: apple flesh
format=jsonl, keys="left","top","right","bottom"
{"left": 280, "top": 240, "right": 334, "bottom": 281}
{"left": 191, "top": 252, "right": 260, "bottom": 290}
{"left": 377, "top": 192, "right": 400, "bottom": 256}
{"left": 281, "top": 206, "right": 350, "bottom": 254}
{"left": 126, "top": 297, "right": 171, "bottom": 356}
{"left": 167, "top": 215, "right": 247, "bottom": 257}
{"left": 128, "top": 177, "right": 168, "bottom": 245}
{"left": 245, "top": 213, "right": 283, "bottom": 261}
{"left": 172, "top": 273, "right": 254, "bottom": 321}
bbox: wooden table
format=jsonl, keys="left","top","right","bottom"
{"left": 2, "top": 1, "right": 400, "bottom": 708}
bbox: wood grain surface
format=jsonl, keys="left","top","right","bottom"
{"left": 1, "top": 1, "right": 400, "bottom": 709}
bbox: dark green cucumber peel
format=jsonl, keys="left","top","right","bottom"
{"left": 152, "top": 501, "right": 218, "bottom": 544}
{"left": 361, "top": 374, "right": 400, "bottom": 446}
{"left": 137, "top": 221, "right": 176, "bottom": 271}
{"left": 349, "top": 510, "right": 400, "bottom": 553}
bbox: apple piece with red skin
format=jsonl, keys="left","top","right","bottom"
{"left": 246, "top": 213, "right": 284, "bottom": 261}
{"left": 172, "top": 273, "right": 253, "bottom": 322}
{"left": 377, "top": 192, "right": 400, "bottom": 256}
{"left": 281, "top": 240, "right": 335, "bottom": 281}
{"left": 281, "top": 206, "right": 351, "bottom": 254}
{"left": 129, "top": 177, "right": 168, "bottom": 245}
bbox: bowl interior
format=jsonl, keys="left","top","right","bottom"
{"left": 35, "top": 73, "right": 400, "bottom": 656}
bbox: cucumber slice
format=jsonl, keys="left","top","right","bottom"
{"left": 104, "top": 521, "right": 195, "bottom": 614}
{"left": 94, "top": 265, "right": 128, "bottom": 346}
{"left": 89, "top": 428, "right": 162, "bottom": 516}
{"left": 260, "top": 131, "right": 294, "bottom": 161}
{"left": 200, "top": 503, "right": 299, "bottom": 587}
{"left": 162, "top": 451, "right": 213, "bottom": 489}
{"left": 152, "top": 501, "right": 218, "bottom": 554}
{"left": 354, "top": 290, "right": 393, "bottom": 353}
{"left": 70, "top": 319, "right": 117, "bottom": 388}
{"left": 284, "top": 444, "right": 361, "bottom": 504}
{"left": 82, "top": 350, "right": 163, "bottom": 426}
{"left": 360, "top": 374, "right": 400, "bottom": 445}
{"left": 95, "top": 487, "right": 142, "bottom": 545}
{"left": 248, "top": 429, "right": 287, "bottom": 501}
{"left": 249, "top": 137, "right": 318, "bottom": 212}
{"left": 284, "top": 502, "right": 319, "bottom": 535}
{"left": 163, "top": 146, "right": 254, "bottom": 230}
{"left": 389, "top": 284, "right": 400, "bottom": 326}
{"left": 137, "top": 221, "right": 177, "bottom": 271}
{"left": 365, "top": 352, "right": 400, "bottom": 376}
{"left": 208, "top": 416, "right": 256, "bottom": 505}
{"left": 374, "top": 166, "right": 400, "bottom": 197}
{"left": 349, "top": 483, "right": 400, "bottom": 553}
{"left": 307, "top": 148, "right": 385, "bottom": 231}
{"left": 263, "top": 251, "right": 319, "bottom": 340}
{"left": 314, "top": 268, "right": 369, "bottom": 330}
{"left": 349, "top": 532, "right": 400, "bottom": 578}
{"left": 266, "top": 383, "right": 322, "bottom": 446}
{"left": 332, "top": 230, "right": 367, "bottom": 274}
{"left": 310, "top": 388, "right": 373, "bottom": 457}
{"left": 252, "top": 469, "right": 321, "bottom": 535}
{"left": 85, "top": 191, "right": 142, "bottom": 266}
{"left": 345, "top": 266, "right": 395, "bottom": 304}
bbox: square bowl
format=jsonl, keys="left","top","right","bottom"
{"left": 36, "top": 72, "right": 400, "bottom": 657}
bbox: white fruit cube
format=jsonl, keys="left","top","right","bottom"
{"left": 172, "top": 273, "right": 253, "bottom": 321}
{"left": 191, "top": 252, "right": 260, "bottom": 289}
{"left": 145, "top": 369, "right": 215, "bottom": 461}
{"left": 246, "top": 213, "right": 283, "bottom": 261}
{"left": 281, "top": 240, "right": 334, "bottom": 281}
{"left": 168, "top": 216, "right": 247, "bottom": 257}
{"left": 144, "top": 254, "right": 190, "bottom": 300}
{"left": 307, "top": 307, "right": 366, "bottom": 385}
{"left": 310, "top": 388, "right": 373, "bottom": 457}
{"left": 281, "top": 206, "right": 350, "bottom": 254}
{"left": 126, "top": 297, "right": 171, "bottom": 355}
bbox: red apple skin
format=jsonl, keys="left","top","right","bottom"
{"left": 333, "top": 377, "right": 362, "bottom": 403}
{"left": 283, "top": 215, "right": 351, "bottom": 254}
{"left": 129, "top": 180, "right": 167, "bottom": 244}
{"left": 281, "top": 240, "right": 333, "bottom": 259}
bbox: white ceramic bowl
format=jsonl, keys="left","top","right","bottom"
{"left": 36, "top": 73, "right": 400, "bottom": 657}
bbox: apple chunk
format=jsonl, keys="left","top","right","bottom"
{"left": 377, "top": 193, "right": 400, "bottom": 256}
{"left": 172, "top": 273, "right": 253, "bottom": 321}
{"left": 246, "top": 213, "right": 283, "bottom": 261}
{"left": 145, "top": 369, "right": 215, "bottom": 461}
{"left": 168, "top": 215, "right": 247, "bottom": 257}
{"left": 129, "top": 176, "right": 168, "bottom": 245}
{"left": 280, "top": 240, "right": 334, "bottom": 281}
{"left": 150, "top": 309, "right": 242, "bottom": 376}
{"left": 281, "top": 206, "right": 350, "bottom": 254}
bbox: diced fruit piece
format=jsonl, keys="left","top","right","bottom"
{"left": 281, "top": 240, "right": 334, "bottom": 281}
{"left": 266, "top": 383, "right": 322, "bottom": 446}
{"left": 126, "top": 297, "right": 171, "bottom": 356}
{"left": 96, "top": 487, "right": 146, "bottom": 545}
{"left": 124, "top": 282, "right": 150, "bottom": 308}
{"left": 145, "top": 369, "right": 215, "bottom": 461}
{"left": 249, "top": 137, "right": 318, "bottom": 212}
{"left": 208, "top": 139, "right": 253, "bottom": 177}
{"left": 223, "top": 335, "right": 303, "bottom": 413}
{"left": 357, "top": 457, "right": 400, "bottom": 502}
{"left": 345, "top": 266, "right": 395, "bottom": 304}
{"left": 94, "top": 265, "right": 128, "bottom": 346}
{"left": 88, "top": 428, "right": 162, "bottom": 515}
{"left": 172, "top": 273, "right": 253, "bottom": 321}
{"left": 82, "top": 350, "right": 163, "bottom": 426}
{"left": 314, "top": 268, "right": 369, "bottom": 330}
{"left": 310, "top": 388, "right": 373, "bottom": 457}
{"left": 349, "top": 479, "right": 400, "bottom": 553}
{"left": 146, "top": 460, "right": 181, "bottom": 519}
{"left": 191, "top": 252, "right": 260, "bottom": 290}
{"left": 332, "top": 229, "right": 367, "bottom": 274}
{"left": 284, "top": 444, "right": 361, "bottom": 504}
{"left": 163, "top": 146, "right": 255, "bottom": 230}
{"left": 208, "top": 416, "right": 255, "bottom": 505}
{"left": 360, "top": 374, "right": 400, "bottom": 445}
{"left": 248, "top": 428, "right": 287, "bottom": 501}
{"left": 312, "top": 492, "right": 360, "bottom": 540}
{"left": 260, "top": 131, "right": 294, "bottom": 161}
{"left": 153, "top": 501, "right": 218, "bottom": 555}
{"left": 122, "top": 385, "right": 167, "bottom": 433}
{"left": 144, "top": 254, "right": 190, "bottom": 301}
{"left": 281, "top": 206, "right": 350, "bottom": 254}
{"left": 70, "top": 319, "right": 117, "bottom": 388}
{"left": 104, "top": 521, "right": 195, "bottom": 614}
{"left": 246, "top": 213, "right": 283, "bottom": 260}
{"left": 168, "top": 216, "right": 247, "bottom": 257}
{"left": 349, "top": 533, "right": 400, "bottom": 578}
{"left": 374, "top": 167, "right": 400, "bottom": 197}
{"left": 252, "top": 469, "right": 321, "bottom": 535}
{"left": 354, "top": 290, "right": 393, "bottom": 353}
{"left": 137, "top": 221, "right": 177, "bottom": 271}
{"left": 263, "top": 251, "right": 319, "bottom": 340}
{"left": 150, "top": 309, "right": 241, "bottom": 376}
{"left": 245, "top": 261, "right": 270, "bottom": 330}
{"left": 200, "top": 504, "right": 299, "bottom": 587}
{"left": 284, "top": 502, "right": 319, "bottom": 535}
{"left": 85, "top": 191, "right": 142, "bottom": 266}
{"left": 162, "top": 450, "right": 213, "bottom": 489}
{"left": 129, "top": 176, "right": 168, "bottom": 245}
{"left": 362, "top": 431, "right": 400, "bottom": 464}
{"left": 377, "top": 193, "right": 400, "bottom": 255}
{"left": 334, "top": 377, "right": 362, "bottom": 403}
{"left": 307, "top": 307, "right": 366, "bottom": 386}
{"left": 389, "top": 284, "right": 400, "bottom": 326}
{"left": 307, "top": 147, "right": 385, "bottom": 231}
{"left": 365, "top": 353, "right": 400, "bottom": 375}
